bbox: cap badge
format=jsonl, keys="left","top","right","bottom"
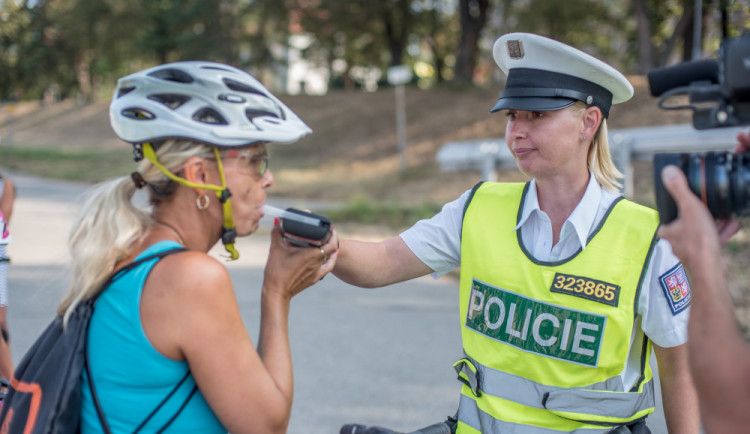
{"left": 507, "top": 40, "right": 524, "bottom": 59}
{"left": 586, "top": 95, "right": 594, "bottom": 104}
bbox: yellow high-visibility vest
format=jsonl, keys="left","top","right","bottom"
{"left": 456, "top": 182, "right": 659, "bottom": 433}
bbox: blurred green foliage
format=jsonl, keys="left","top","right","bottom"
{"left": 327, "top": 194, "right": 442, "bottom": 228}
{"left": 1, "top": 0, "right": 749, "bottom": 102}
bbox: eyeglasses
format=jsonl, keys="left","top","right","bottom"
{"left": 218, "top": 148, "right": 270, "bottom": 178}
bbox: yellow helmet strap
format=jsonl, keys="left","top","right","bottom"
{"left": 141, "top": 143, "right": 240, "bottom": 260}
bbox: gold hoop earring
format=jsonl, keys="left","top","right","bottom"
{"left": 196, "top": 194, "right": 210, "bottom": 210}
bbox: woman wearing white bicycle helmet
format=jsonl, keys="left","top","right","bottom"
{"left": 59, "top": 61, "right": 339, "bottom": 433}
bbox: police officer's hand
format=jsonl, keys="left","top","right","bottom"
{"left": 658, "top": 165, "right": 723, "bottom": 273}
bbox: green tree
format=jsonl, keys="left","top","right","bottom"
{"left": 0, "top": 0, "right": 33, "bottom": 99}
{"left": 297, "top": 1, "right": 387, "bottom": 89}
{"left": 4, "top": 0, "right": 143, "bottom": 102}
{"left": 508, "top": 0, "right": 617, "bottom": 61}
{"left": 414, "top": 0, "right": 459, "bottom": 83}
{"left": 240, "top": 0, "right": 291, "bottom": 80}
{"left": 136, "top": 0, "right": 247, "bottom": 65}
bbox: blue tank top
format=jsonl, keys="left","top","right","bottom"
{"left": 80, "top": 241, "right": 226, "bottom": 432}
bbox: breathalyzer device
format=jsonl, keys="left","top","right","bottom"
{"left": 262, "top": 205, "right": 332, "bottom": 247}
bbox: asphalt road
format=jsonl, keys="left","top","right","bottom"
{"left": 4, "top": 172, "right": 669, "bottom": 433}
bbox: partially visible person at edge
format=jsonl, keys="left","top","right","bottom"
{"left": 57, "top": 61, "right": 339, "bottom": 433}
{"left": 333, "top": 33, "right": 700, "bottom": 433}
{"left": 658, "top": 131, "right": 750, "bottom": 434}
{"left": 0, "top": 173, "right": 14, "bottom": 380}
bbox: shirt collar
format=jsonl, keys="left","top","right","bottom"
{"left": 515, "top": 173, "right": 602, "bottom": 250}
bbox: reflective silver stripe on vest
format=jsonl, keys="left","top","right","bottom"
{"left": 456, "top": 354, "right": 655, "bottom": 419}
{"left": 458, "top": 394, "right": 613, "bottom": 434}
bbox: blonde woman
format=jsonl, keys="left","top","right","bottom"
{"left": 61, "top": 62, "right": 338, "bottom": 433}
{"left": 335, "top": 34, "right": 699, "bottom": 433}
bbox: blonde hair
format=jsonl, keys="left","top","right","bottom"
{"left": 571, "top": 102, "right": 622, "bottom": 192}
{"left": 58, "top": 139, "right": 214, "bottom": 323}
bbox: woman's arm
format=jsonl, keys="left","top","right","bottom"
{"left": 141, "top": 225, "right": 338, "bottom": 434}
{"left": 0, "top": 178, "right": 15, "bottom": 223}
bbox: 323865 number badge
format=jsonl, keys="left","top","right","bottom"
{"left": 550, "top": 273, "right": 621, "bottom": 307}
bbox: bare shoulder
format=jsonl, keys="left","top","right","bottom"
{"left": 140, "top": 250, "right": 240, "bottom": 361}
{"left": 146, "top": 250, "right": 234, "bottom": 301}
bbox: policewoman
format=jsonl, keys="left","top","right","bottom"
{"left": 334, "top": 33, "right": 700, "bottom": 433}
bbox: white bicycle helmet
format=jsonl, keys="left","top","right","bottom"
{"left": 110, "top": 61, "right": 311, "bottom": 147}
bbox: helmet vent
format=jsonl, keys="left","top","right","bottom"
{"left": 117, "top": 86, "right": 136, "bottom": 98}
{"left": 121, "top": 108, "right": 155, "bottom": 120}
{"left": 148, "top": 93, "right": 191, "bottom": 110}
{"left": 201, "top": 65, "right": 235, "bottom": 73}
{"left": 245, "top": 108, "right": 280, "bottom": 122}
{"left": 223, "top": 78, "right": 264, "bottom": 95}
{"left": 218, "top": 94, "right": 246, "bottom": 104}
{"left": 148, "top": 68, "right": 194, "bottom": 84}
{"left": 193, "top": 107, "right": 228, "bottom": 125}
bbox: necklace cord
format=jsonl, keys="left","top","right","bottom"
{"left": 155, "top": 221, "right": 186, "bottom": 246}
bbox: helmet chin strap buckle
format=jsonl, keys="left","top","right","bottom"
{"left": 221, "top": 227, "right": 239, "bottom": 260}
{"left": 221, "top": 226, "right": 237, "bottom": 245}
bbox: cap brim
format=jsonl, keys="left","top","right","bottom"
{"left": 489, "top": 97, "right": 576, "bottom": 113}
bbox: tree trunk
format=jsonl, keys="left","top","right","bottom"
{"left": 75, "top": 49, "right": 92, "bottom": 103}
{"left": 633, "top": 0, "right": 654, "bottom": 74}
{"left": 383, "top": 14, "right": 405, "bottom": 67}
{"left": 659, "top": 2, "right": 693, "bottom": 65}
{"left": 453, "top": 0, "right": 489, "bottom": 83}
{"left": 718, "top": 0, "right": 729, "bottom": 38}
{"left": 680, "top": 0, "right": 710, "bottom": 61}
{"left": 426, "top": 3, "right": 446, "bottom": 83}
{"left": 381, "top": 0, "right": 411, "bottom": 67}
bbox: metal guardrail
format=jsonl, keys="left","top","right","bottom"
{"left": 437, "top": 123, "right": 748, "bottom": 196}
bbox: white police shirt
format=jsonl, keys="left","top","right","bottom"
{"left": 400, "top": 173, "right": 689, "bottom": 350}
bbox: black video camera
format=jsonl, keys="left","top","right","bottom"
{"left": 648, "top": 34, "right": 750, "bottom": 223}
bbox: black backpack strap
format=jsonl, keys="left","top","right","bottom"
{"left": 96, "top": 247, "right": 189, "bottom": 301}
{"left": 133, "top": 370, "right": 198, "bottom": 433}
{"left": 154, "top": 385, "right": 198, "bottom": 433}
{"left": 86, "top": 246, "right": 187, "bottom": 432}
{"left": 85, "top": 340, "right": 112, "bottom": 434}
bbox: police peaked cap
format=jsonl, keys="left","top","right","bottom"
{"left": 490, "top": 33, "right": 633, "bottom": 118}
